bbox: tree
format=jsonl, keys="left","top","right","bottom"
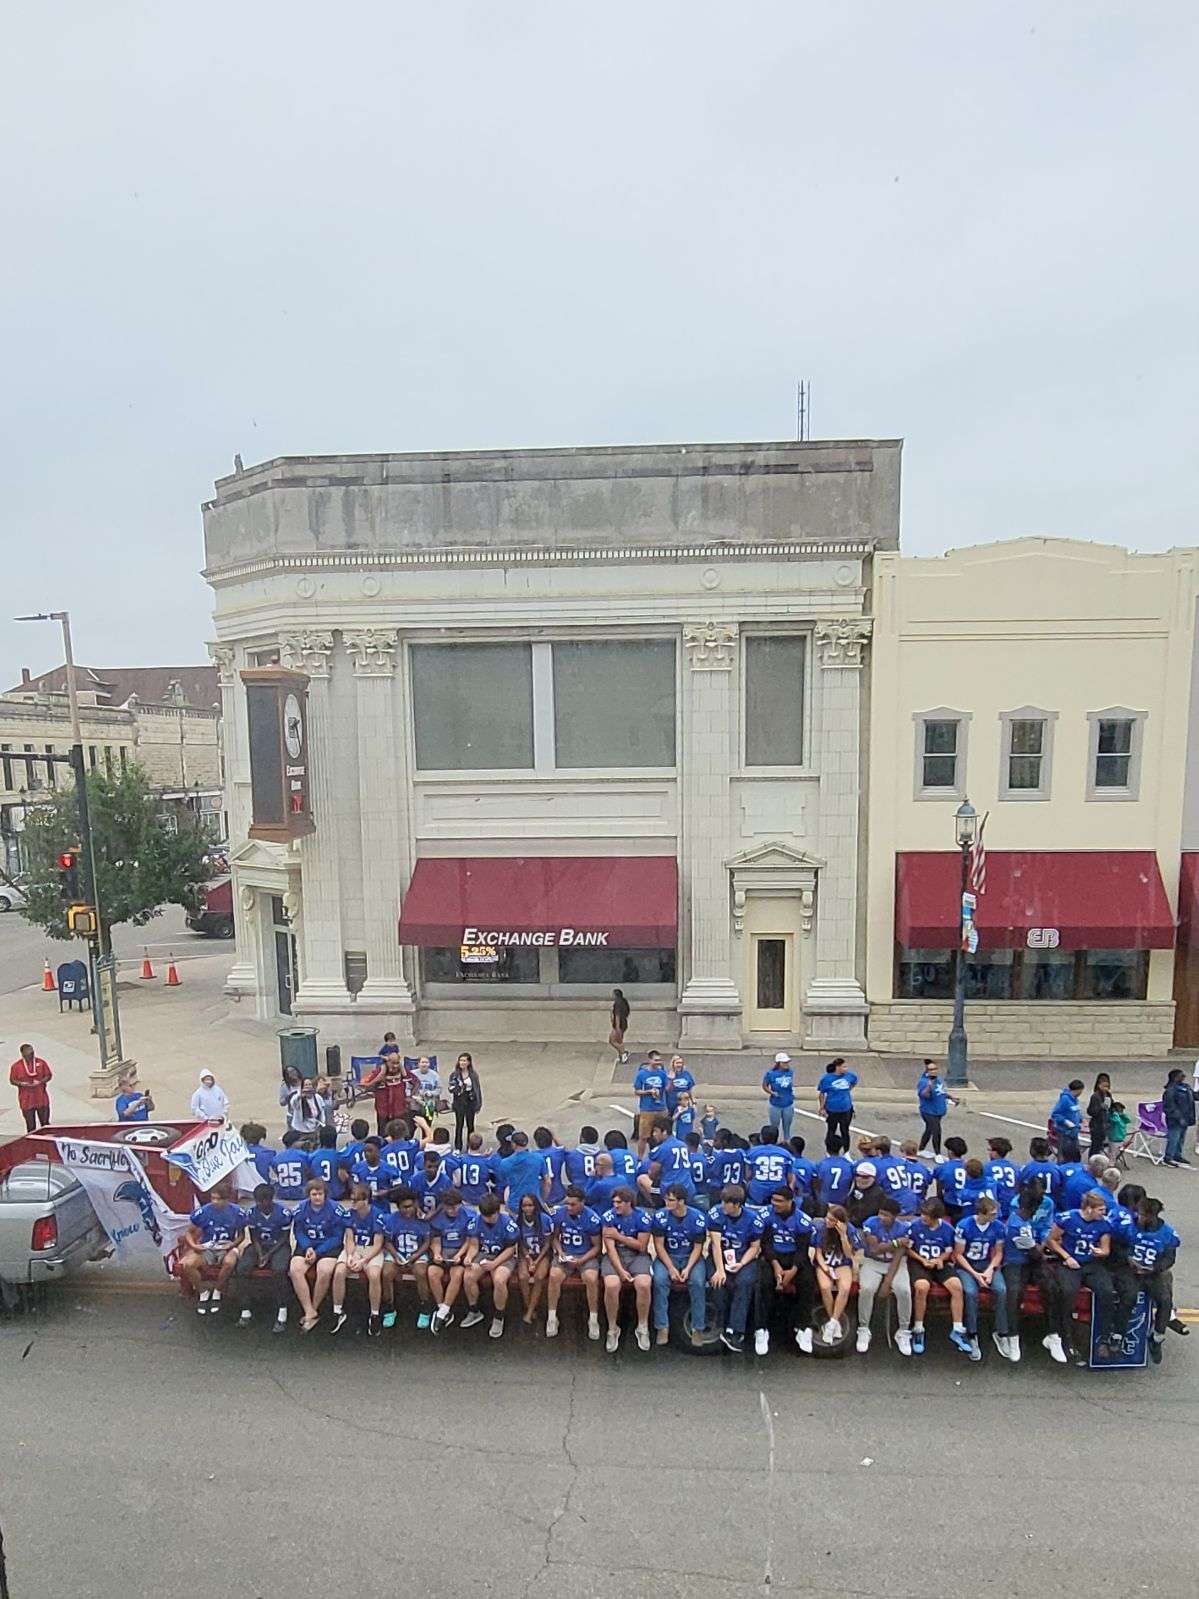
{"left": 21, "top": 762, "right": 212, "bottom": 953}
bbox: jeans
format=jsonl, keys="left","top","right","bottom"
{"left": 825, "top": 1110, "right": 852, "bottom": 1154}
{"left": 857, "top": 1256, "right": 911, "bottom": 1331}
{"left": 1056, "top": 1130, "right": 1081, "bottom": 1162}
{"left": 918, "top": 1113, "right": 942, "bottom": 1155}
{"left": 767, "top": 1103, "right": 794, "bottom": 1139}
{"left": 956, "top": 1268, "right": 1010, "bottom": 1337}
{"left": 711, "top": 1260, "right": 759, "bottom": 1335}
{"left": 651, "top": 1251, "right": 708, "bottom": 1330}
{"left": 1165, "top": 1123, "right": 1187, "bottom": 1161}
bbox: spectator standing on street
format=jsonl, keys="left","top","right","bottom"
{"left": 115, "top": 1067, "right": 154, "bottom": 1122}
{"left": 1162, "top": 1068, "right": 1196, "bottom": 1167}
{"left": 282, "top": 1079, "right": 330, "bottom": 1145}
{"left": 915, "top": 1060, "right": 956, "bottom": 1156}
{"left": 1086, "top": 1073, "right": 1114, "bottom": 1158}
{"left": 9, "top": 1043, "right": 52, "bottom": 1132}
{"left": 609, "top": 988, "right": 631, "bottom": 1064}
{"left": 1049, "top": 1079, "right": 1086, "bottom": 1162}
{"left": 761, "top": 1051, "right": 796, "bottom": 1138}
{"left": 278, "top": 1067, "right": 303, "bottom": 1128}
{"left": 448, "top": 1052, "right": 483, "bottom": 1150}
{"left": 632, "top": 1051, "right": 668, "bottom": 1155}
{"left": 191, "top": 1069, "right": 229, "bottom": 1123}
{"left": 817, "top": 1058, "right": 858, "bottom": 1155}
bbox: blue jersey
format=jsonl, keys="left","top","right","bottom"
{"left": 245, "top": 1141, "right": 277, "bottom": 1183}
{"left": 1050, "top": 1090, "right": 1083, "bottom": 1135}
{"left": 498, "top": 1149, "right": 545, "bottom": 1205}
{"left": 1019, "top": 1159, "right": 1061, "bottom": 1202}
{"left": 686, "top": 1149, "right": 708, "bottom": 1193}
{"left": 269, "top": 1150, "right": 311, "bottom": 1202}
{"left": 539, "top": 1145, "right": 569, "bottom": 1205}
{"left": 380, "top": 1137, "right": 423, "bottom": 1185}
{"left": 1055, "top": 1210, "right": 1112, "bottom": 1261}
{"left": 115, "top": 1091, "right": 149, "bottom": 1122}
{"left": 764, "top": 1207, "right": 815, "bottom": 1256}
{"left": 954, "top": 1215, "right": 1004, "bottom": 1270}
{"left": 816, "top": 1221, "right": 861, "bottom": 1269}
{"left": 790, "top": 1156, "right": 818, "bottom": 1202}
{"left": 633, "top": 1067, "right": 668, "bottom": 1113}
{"left": 564, "top": 1146, "right": 602, "bottom": 1187}
{"left": 899, "top": 1158, "right": 931, "bottom": 1201}
{"left": 816, "top": 1155, "right": 855, "bottom": 1204}
{"left": 1061, "top": 1169, "right": 1103, "bottom": 1211}
{"left": 351, "top": 1159, "right": 395, "bottom": 1200}
{"left": 652, "top": 1205, "right": 708, "bottom": 1256}
{"left": 959, "top": 1174, "right": 997, "bottom": 1212}
{"left": 475, "top": 1213, "right": 520, "bottom": 1258}
{"left": 609, "top": 1148, "right": 639, "bottom": 1186}
{"left": 762, "top": 1066, "right": 795, "bottom": 1108}
{"left": 244, "top": 1202, "right": 291, "bottom": 1249}
{"left": 907, "top": 1218, "right": 955, "bottom": 1264}
{"left": 409, "top": 1168, "right": 454, "bottom": 1216}
{"left": 431, "top": 1207, "right": 479, "bottom": 1259}
{"left": 292, "top": 1200, "right": 344, "bottom": 1256}
{"left": 552, "top": 1204, "right": 603, "bottom": 1257}
{"left": 652, "top": 1136, "right": 696, "bottom": 1193}
{"left": 585, "top": 1175, "right": 624, "bottom": 1211}
{"left": 665, "top": 1069, "right": 695, "bottom": 1112}
{"left": 984, "top": 1159, "right": 1020, "bottom": 1214}
{"left": 600, "top": 1206, "right": 653, "bottom": 1246}
{"left": 706, "top": 1148, "right": 749, "bottom": 1194}
{"left": 745, "top": 1144, "right": 793, "bottom": 1204}
{"left": 817, "top": 1071, "right": 858, "bottom": 1112}
{"left": 872, "top": 1156, "right": 907, "bottom": 1199}
{"left": 518, "top": 1210, "right": 554, "bottom": 1257}
{"left": 1105, "top": 1202, "right": 1137, "bottom": 1251}
{"left": 674, "top": 1105, "right": 697, "bottom": 1136}
{"left": 190, "top": 1201, "right": 244, "bottom": 1247}
{"left": 455, "top": 1152, "right": 497, "bottom": 1203}
{"left": 934, "top": 1159, "right": 968, "bottom": 1212}
{"left": 344, "top": 1205, "right": 386, "bottom": 1249}
{"left": 917, "top": 1073, "right": 949, "bottom": 1117}
{"left": 707, "top": 1206, "right": 765, "bottom": 1265}
{"left": 1130, "top": 1220, "right": 1181, "bottom": 1271}
{"left": 1003, "top": 1210, "right": 1052, "bottom": 1265}
{"left": 307, "top": 1147, "right": 351, "bottom": 1201}
{"left": 862, "top": 1213, "right": 911, "bottom": 1259}
{"left": 384, "top": 1211, "right": 430, "bottom": 1260}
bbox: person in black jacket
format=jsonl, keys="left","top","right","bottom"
{"left": 1162, "top": 1068, "right": 1195, "bottom": 1166}
{"left": 844, "top": 1162, "right": 885, "bottom": 1226}
{"left": 448, "top": 1053, "right": 484, "bottom": 1151}
{"left": 1086, "top": 1073, "right": 1113, "bottom": 1158}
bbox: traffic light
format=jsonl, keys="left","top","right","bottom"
{"left": 56, "top": 848, "right": 81, "bottom": 905}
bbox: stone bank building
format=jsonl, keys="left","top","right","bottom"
{"left": 204, "top": 441, "right": 898, "bottom": 1053}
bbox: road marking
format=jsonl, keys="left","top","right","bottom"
{"left": 758, "top": 1391, "right": 775, "bottom": 1588}
{"left": 608, "top": 1103, "right": 634, "bottom": 1119}
{"left": 974, "top": 1109, "right": 1170, "bottom": 1162}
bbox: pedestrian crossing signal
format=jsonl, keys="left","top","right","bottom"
{"left": 67, "top": 904, "right": 97, "bottom": 938}
{"left": 56, "top": 848, "right": 81, "bottom": 905}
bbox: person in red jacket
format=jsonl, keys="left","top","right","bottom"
{"left": 10, "top": 1043, "right": 52, "bottom": 1131}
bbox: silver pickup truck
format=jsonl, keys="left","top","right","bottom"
{"left": 0, "top": 1158, "right": 109, "bottom": 1307}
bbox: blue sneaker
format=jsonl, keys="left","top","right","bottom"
{"left": 382, "top": 1310, "right": 397, "bottom": 1330}
{"left": 912, "top": 1329, "right": 925, "bottom": 1356}
{"left": 949, "top": 1328, "right": 973, "bottom": 1356}
{"left": 416, "top": 1310, "right": 432, "bottom": 1331}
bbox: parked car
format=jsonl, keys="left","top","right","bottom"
{"left": 0, "top": 1159, "right": 109, "bottom": 1307}
{"left": 186, "top": 876, "right": 234, "bottom": 938}
{"left": 0, "top": 876, "right": 28, "bottom": 912}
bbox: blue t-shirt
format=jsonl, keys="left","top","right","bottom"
{"left": 475, "top": 1213, "right": 520, "bottom": 1258}
{"left": 455, "top": 1152, "right": 497, "bottom": 1203}
{"left": 244, "top": 1202, "right": 292, "bottom": 1248}
{"left": 934, "top": 1159, "right": 968, "bottom": 1212}
{"left": 344, "top": 1205, "right": 386, "bottom": 1249}
{"left": 665, "top": 1069, "right": 695, "bottom": 1112}
{"left": 762, "top": 1067, "right": 795, "bottom": 1109}
{"left": 292, "top": 1199, "right": 344, "bottom": 1256}
{"left": 409, "top": 1168, "right": 454, "bottom": 1216}
{"left": 269, "top": 1150, "right": 311, "bottom": 1202}
{"left": 816, "top": 1220, "right": 861, "bottom": 1269}
{"left": 707, "top": 1206, "right": 765, "bottom": 1265}
{"left": 585, "top": 1174, "right": 624, "bottom": 1211}
{"left": 190, "top": 1201, "right": 244, "bottom": 1247}
{"left": 384, "top": 1211, "right": 430, "bottom": 1260}
{"left": 674, "top": 1106, "right": 697, "bottom": 1136}
{"left": 764, "top": 1207, "right": 815, "bottom": 1256}
{"left": 1130, "top": 1220, "right": 1181, "bottom": 1271}
{"left": 351, "top": 1158, "right": 395, "bottom": 1200}
{"left": 862, "top": 1213, "right": 911, "bottom": 1259}
{"left": 959, "top": 1174, "right": 997, "bottom": 1212}
{"left": 539, "top": 1145, "right": 568, "bottom": 1205}
{"left": 652, "top": 1136, "right": 696, "bottom": 1194}
{"left": 917, "top": 1073, "right": 949, "bottom": 1117}
{"left": 1050, "top": 1091, "right": 1083, "bottom": 1135}
{"left": 954, "top": 1215, "right": 1004, "bottom": 1271}
{"left": 745, "top": 1143, "right": 793, "bottom": 1204}
{"left": 706, "top": 1148, "right": 749, "bottom": 1194}
{"left": 380, "top": 1137, "right": 423, "bottom": 1184}
{"left": 652, "top": 1205, "right": 708, "bottom": 1256}
{"left": 115, "top": 1091, "right": 149, "bottom": 1122}
{"left": 790, "top": 1156, "right": 818, "bottom": 1202}
{"left": 818, "top": 1071, "right": 858, "bottom": 1113}
{"left": 1019, "top": 1159, "right": 1062, "bottom": 1202}
{"left": 1061, "top": 1169, "right": 1104, "bottom": 1211}
{"left": 498, "top": 1149, "right": 545, "bottom": 1205}
{"left": 552, "top": 1203, "right": 603, "bottom": 1257}
{"left": 563, "top": 1146, "right": 602, "bottom": 1187}
{"left": 1003, "top": 1210, "right": 1052, "bottom": 1265}
{"left": 307, "top": 1147, "right": 351, "bottom": 1201}
{"left": 1055, "top": 1210, "right": 1112, "bottom": 1261}
{"left": 700, "top": 1114, "right": 720, "bottom": 1139}
{"left": 983, "top": 1159, "right": 1020, "bottom": 1214}
{"left": 633, "top": 1066, "right": 668, "bottom": 1113}
{"left": 431, "top": 1206, "right": 479, "bottom": 1258}
{"left": 816, "top": 1155, "right": 855, "bottom": 1204}
{"left": 907, "top": 1218, "right": 956, "bottom": 1264}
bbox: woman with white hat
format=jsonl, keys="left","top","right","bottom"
{"left": 190, "top": 1070, "right": 229, "bottom": 1123}
{"left": 761, "top": 1052, "right": 795, "bottom": 1138}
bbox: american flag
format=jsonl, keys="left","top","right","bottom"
{"left": 969, "top": 812, "right": 989, "bottom": 896}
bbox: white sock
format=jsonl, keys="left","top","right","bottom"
{"left": 211, "top": 1289, "right": 221, "bottom": 1302}
{"left": 953, "top": 1321, "right": 965, "bottom": 1334}
{"left": 912, "top": 1321, "right": 924, "bottom": 1332}
{"left": 199, "top": 1289, "right": 212, "bottom": 1302}
{"left": 276, "top": 1308, "right": 287, "bottom": 1322}
{"left": 333, "top": 1303, "right": 343, "bottom": 1315}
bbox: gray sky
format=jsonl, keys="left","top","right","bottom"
{"left": 2, "top": 2, "right": 1196, "bottom": 686}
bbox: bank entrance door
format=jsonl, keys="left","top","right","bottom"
{"left": 271, "top": 895, "right": 298, "bottom": 1016}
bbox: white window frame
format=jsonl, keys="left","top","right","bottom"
{"left": 998, "top": 707, "right": 1057, "bottom": 802}
{"left": 912, "top": 708, "right": 970, "bottom": 800}
{"left": 739, "top": 628, "right": 814, "bottom": 776}
{"left": 1086, "top": 707, "right": 1146, "bottom": 802}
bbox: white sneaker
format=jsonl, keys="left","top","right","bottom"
{"left": 754, "top": 1328, "right": 770, "bottom": 1356}
{"left": 606, "top": 1328, "right": 621, "bottom": 1353}
{"left": 588, "top": 1312, "right": 601, "bottom": 1341}
{"left": 822, "top": 1319, "right": 838, "bottom": 1345}
{"left": 1008, "top": 1334, "right": 1021, "bottom": 1364}
{"left": 546, "top": 1312, "right": 559, "bottom": 1339}
{"left": 489, "top": 1317, "right": 505, "bottom": 1339}
{"left": 1042, "top": 1333, "right": 1068, "bottom": 1365}
{"left": 992, "top": 1331, "right": 1009, "bottom": 1361}
{"left": 460, "top": 1309, "right": 485, "bottom": 1330}
{"left": 795, "top": 1326, "right": 814, "bottom": 1354}
{"left": 895, "top": 1329, "right": 912, "bottom": 1357}
{"left": 855, "top": 1326, "right": 872, "bottom": 1354}
{"left": 635, "top": 1325, "right": 650, "bottom": 1352}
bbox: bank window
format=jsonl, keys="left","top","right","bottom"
{"left": 744, "top": 636, "right": 806, "bottom": 768}
{"left": 896, "top": 947, "right": 953, "bottom": 999}
{"left": 558, "top": 946, "right": 677, "bottom": 984}
{"left": 1088, "top": 709, "right": 1143, "bottom": 800}
{"left": 411, "top": 643, "right": 534, "bottom": 771}
{"left": 1081, "top": 948, "right": 1147, "bottom": 1000}
{"left": 1018, "top": 946, "right": 1075, "bottom": 1000}
{"left": 421, "top": 945, "right": 540, "bottom": 984}
{"left": 962, "top": 948, "right": 1014, "bottom": 1000}
{"left": 552, "top": 641, "right": 675, "bottom": 768}
{"left": 914, "top": 710, "right": 968, "bottom": 797}
{"left": 896, "top": 944, "right": 1148, "bottom": 1002}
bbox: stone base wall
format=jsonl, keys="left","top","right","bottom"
{"left": 418, "top": 999, "right": 680, "bottom": 1047}
{"left": 868, "top": 1001, "right": 1176, "bottom": 1059}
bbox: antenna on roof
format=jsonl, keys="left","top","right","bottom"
{"left": 796, "top": 380, "right": 811, "bottom": 442}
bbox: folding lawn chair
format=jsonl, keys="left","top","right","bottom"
{"left": 1126, "top": 1100, "right": 1166, "bottom": 1166}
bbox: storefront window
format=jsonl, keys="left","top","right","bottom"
{"left": 421, "top": 945, "right": 540, "bottom": 984}
{"left": 1081, "top": 949, "right": 1148, "bottom": 1000}
{"left": 963, "top": 949, "right": 1014, "bottom": 1000}
{"left": 1018, "top": 947, "right": 1075, "bottom": 1000}
{"left": 411, "top": 643, "right": 534, "bottom": 770}
{"left": 897, "top": 944, "right": 1149, "bottom": 1001}
{"left": 552, "top": 641, "right": 675, "bottom": 768}
{"left": 557, "top": 946, "right": 677, "bottom": 985}
{"left": 896, "top": 947, "right": 953, "bottom": 998}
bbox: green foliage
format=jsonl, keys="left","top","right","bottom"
{"left": 21, "top": 762, "right": 211, "bottom": 951}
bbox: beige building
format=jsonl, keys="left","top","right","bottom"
{"left": 865, "top": 538, "right": 1199, "bottom": 1058}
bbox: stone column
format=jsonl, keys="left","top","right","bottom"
{"left": 343, "top": 627, "right": 416, "bottom": 1044}
{"left": 282, "top": 629, "right": 354, "bottom": 1015}
{"left": 208, "top": 642, "right": 258, "bottom": 999}
{"left": 805, "top": 618, "right": 871, "bottom": 1049}
{"left": 678, "top": 622, "right": 743, "bottom": 1047}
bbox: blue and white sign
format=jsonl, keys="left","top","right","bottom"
{"left": 1089, "top": 1290, "right": 1150, "bottom": 1370}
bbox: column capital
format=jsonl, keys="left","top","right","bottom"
{"left": 343, "top": 627, "right": 399, "bottom": 676}
{"left": 279, "top": 629, "right": 336, "bottom": 677}
{"left": 207, "top": 642, "right": 237, "bottom": 687}
{"left": 683, "top": 621, "right": 738, "bottom": 671}
{"left": 814, "top": 617, "right": 872, "bottom": 669}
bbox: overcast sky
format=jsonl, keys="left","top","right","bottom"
{"left": 2, "top": 2, "right": 1195, "bottom": 685}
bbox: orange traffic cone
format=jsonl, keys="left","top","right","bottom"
{"left": 140, "top": 949, "right": 156, "bottom": 980}
{"left": 42, "top": 960, "right": 56, "bottom": 992}
{"left": 165, "top": 953, "right": 181, "bottom": 987}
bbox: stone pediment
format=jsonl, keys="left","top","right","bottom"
{"left": 725, "top": 842, "right": 825, "bottom": 872}
{"left": 725, "top": 842, "right": 823, "bottom": 936}
{"left": 229, "top": 837, "right": 295, "bottom": 871}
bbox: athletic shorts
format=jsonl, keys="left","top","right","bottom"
{"left": 238, "top": 1241, "right": 290, "bottom": 1275}
{"left": 337, "top": 1251, "right": 381, "bottom": 1272}
{"left": 198, "top": 1244, "right": 235, "bottom": 1266}
{"left": 908, "top": 1260, "right": 953, "bottom": 1286}
{"left": 601, "top": 1252, "right": 653, "bottom": 1280}
{"left": 555, "top": 1257, "right": 599, "bottom": 1279}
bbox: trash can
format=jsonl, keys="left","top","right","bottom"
{"left": 278, "top": 1026, "right": 319, "bottom": 1081}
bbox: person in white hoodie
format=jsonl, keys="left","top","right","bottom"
{"left": 191, "top": 1070, "right": 229, "bottom": 1122}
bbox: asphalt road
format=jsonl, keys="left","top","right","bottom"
{"left": 0, "top": 904, "right": 208, "bottom": 997}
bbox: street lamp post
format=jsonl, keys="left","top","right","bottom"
{"left": 945, "top": 798, "right": 977, "bottom": 1088}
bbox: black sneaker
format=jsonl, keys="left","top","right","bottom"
{"left": 719, "top": 1328, "right": 745, "bottom": 1353}
{"left": 1176, "top": 1157, "right": 1192, "bottom": 1166}
{"left": 368, "top": 1314, "right": 382, "bottom": 1339}
{"left": 271, "top": 1317, "right": 288, "bottom": 1336}
{"left": 1168, "top": 1317, "right": 1190, "bottom": 1336}
{"left": 1149, "top": 1337, "right": 1163, "bottom": 1365}
{"left": 1164, "top": 1160, "right": 1179, "bottom": 1168}
{"left": 330, "top": 1310, "right": 348, "bottom": 1336}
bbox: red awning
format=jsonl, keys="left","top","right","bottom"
{"left": 895, "top": 850, "right": 1175, "bottom": 951}
{"left": 398, "top": 856, "right": 678, "bottom": 948}
{"left": 1179, "top": 853, "right": 1199, "bottom": 945}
